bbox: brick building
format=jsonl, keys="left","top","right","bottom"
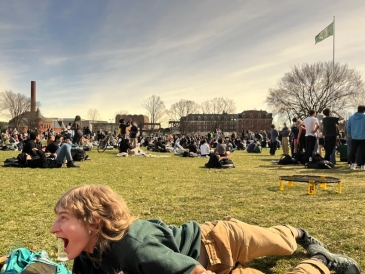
{"left": 237, "top": 110, "right": 273, "bottom": 134}
{"left": 180, "top": 110, "right": 272, "bottom": 135}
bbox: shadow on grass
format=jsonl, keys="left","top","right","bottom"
{"left": 257, "top": 164, "right": 294, "bottom": 169}
{"left": 245, "top": 252, "right": 308, "bottom": 273}
{"left": 260, "top": 158, "right": 284, "bottom": 162}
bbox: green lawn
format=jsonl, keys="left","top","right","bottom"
{"left": 0, "top": 147, "right": 364, "bottom": 273}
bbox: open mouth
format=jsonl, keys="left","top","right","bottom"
{"left": 60, "top": 238, "right": 69, "bottom": 248}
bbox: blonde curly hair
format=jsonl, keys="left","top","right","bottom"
{"left": 54, "top": 185, "right": 138, "bottom": 259}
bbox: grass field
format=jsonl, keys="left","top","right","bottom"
{"left": 0, "top": 147, "right": 364, "bottom": 273}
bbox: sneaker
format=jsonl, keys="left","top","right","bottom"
{"left": 350, "top": 164, "right": 356, "bottom": 170}
{"left": 361, "top": 165, "right": 364, "bottom": 171}
{"left": 296, "top": 228, "right": 327, "bottom": 250}
{"left": 55, "top": 162, "right": 63, "bottom": 168}
{"left": 67, "top": 161, "right": 80, "bottom": 168}
{"left": 308, "top": 244, "right": 361, "bottom": 274}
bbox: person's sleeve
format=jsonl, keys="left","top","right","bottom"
{"left": 130, "top": 236, "right": 200, "bottom": 274}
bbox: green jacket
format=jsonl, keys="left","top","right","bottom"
{"left": 73, "top": 219, "right": 202, "bottom": 274}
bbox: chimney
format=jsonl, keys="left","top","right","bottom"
{"left": 31, "top": 81, "right": 36, "bottom": 112}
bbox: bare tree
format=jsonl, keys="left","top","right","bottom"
{"left": 87, "top": 108, "right": 101, "bottom": 123}
{"left": 199, "top": 98, "right": 236, "bottom": 131}
{"left": 0, "top": 90, "right": 31, "bottom": 129}
{"left": 266, "top": 62, "right": 364, "bottom": 119}
{"left": 201, "top": 97, "right": 236, "bottom": 114}
{"left": 141, "top": 95, "right": 165, "bottom": 130}
{"left": 169, "top": 99, "right": 200, "bottom": 120}
{"left": 169, "top": 99, "right": 200, "bottom": 133}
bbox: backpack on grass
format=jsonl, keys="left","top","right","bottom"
{"left": 72, "top": 150, "right": 87, "bottom": 161}
{"left": 3, "top": 157, "right": 26, "bottom": 168}
{"left": 305, "top": 160, "right": 334, "bottom": 169}
{"left": 219, "top": 158, "right": 235, "bottom": 168}
{"left": 278, "top": 154, "right": 293, "bottom": 165}
{"left": 0, "top": 247, "right": 71, "bottom": 274}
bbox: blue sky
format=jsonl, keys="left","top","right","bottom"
{"left": 1, "top": 1, "right": 364, "bottom": 122}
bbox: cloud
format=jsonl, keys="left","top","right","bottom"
{"left": 0, "top": 0, "right": 365, "bottom": 123}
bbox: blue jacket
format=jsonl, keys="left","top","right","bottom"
{"left": 346, "top": 112, "right": 365, "bottom": 140}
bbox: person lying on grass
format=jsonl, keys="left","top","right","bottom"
{"left": 50, "top": 185, "right": 360, "bottom": 274}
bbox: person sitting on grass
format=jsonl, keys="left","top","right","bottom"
{"left": 189, "top": 141, "right": 198, "bottom": 153}
{"left": 24, "top": 139, "right": 79, "bottom": 168}
{"left": 214, "top": 138, "right": 230, "bottom": 157}
{"left": 46, "top": 134, "right": 63, "bottom": 154}
{"left": 46, "top": 135, "right": 55, "bottom": 146}
{"left": 50, "top": 184, "right": 360, "bottom": 274}
{"left": 22, "top": 131, "right": 42, "bottom": 159}
{"left": 53, "top": 135, "right": 80, "bottom": 167}
{"left": 155, "top": 137, "right": 167, "bottom": 152}
{"left": 199, "top": 139, "right": 211, "bottom": 157}
{"left": 246, "top": 140, "right": 262, "bottom": 153}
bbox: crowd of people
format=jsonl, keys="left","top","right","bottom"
{"left": 2, "top": 106, "right": 364, "bottom": 168}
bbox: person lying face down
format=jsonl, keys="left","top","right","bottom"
{"left": 50, "top": 185, "right": 360, "bottom": 274}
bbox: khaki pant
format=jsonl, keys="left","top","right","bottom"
{"left": 200, "top": 219, "right": 329, "bottom": 274}
{"left": 282, "top": 137, "right": 290, "bottom": 155}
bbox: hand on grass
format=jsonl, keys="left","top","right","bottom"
{"left": 190, "top": 265, "right": 215, "bottom": 274}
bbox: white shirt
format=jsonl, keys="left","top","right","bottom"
{"left": 302, "top": 116, "right": 319, "bottom": 137}
{"left": 200, "top": 143, "right": 211, "bottom": 155}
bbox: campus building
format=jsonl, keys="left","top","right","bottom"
{"left": 180, "top": 110, "right": 273, "bottom": 135}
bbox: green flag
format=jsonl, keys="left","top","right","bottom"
{"left": 315, "top": 22, "right": 333, "bottom": 44}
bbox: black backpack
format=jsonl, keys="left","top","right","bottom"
{"left": 72, "top": 150, "right": 87, "bottom": 161}
{"left": 4, "top": 157, "right": 26, "bottom": 168}
{"left": 294, "top": 152, "right": 305, "bottom": 164}
{"left": 219, "top": 158, "right": 235, "bottom": 168}
{"left": 278, "top": 154, "right": 293, "bottom": 165}
{"left": 312, "top": 153, "right": 324, "bottom": 162}
{"left": 306, "top": 160, "right": 334, "bottom": 169}
{"left": 205, "top": 154, "right": 222, "bottom": 168}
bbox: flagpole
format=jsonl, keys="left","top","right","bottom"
{"left": 332, "top": 16, "right": 335, "bottom": 95}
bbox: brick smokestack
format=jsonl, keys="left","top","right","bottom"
{"left": 31, "top": 81, "right": 36, "bottom": 112}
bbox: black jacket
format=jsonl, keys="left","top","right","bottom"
{"left": 22, "top": 139, "right": 42, "bottom": 158}
{"left": 46, "top": 142, "right": 59, "bottom": 154}
{"left": 119, "top": 121, "right": 131, "bottom": 134}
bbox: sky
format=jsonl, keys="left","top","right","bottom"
{"left": 0, "top": 0, "right": 364, "bottom": 123}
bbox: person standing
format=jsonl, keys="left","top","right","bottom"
{"left": 322, "top": 108, "right": 344, "bottom": 164}
{"left": 129, "top": 122, "right": 138, "bottom": 148}
{"left": 281, "top": 123, "right": 290, "bottom": 155}
{"left": 119, "top": 118, "right": 131, "bottom": 139}
{"left": 302, "top": 110, "right": 319, "bottom": 163}
{"left": 72, "top": 115, "right": 83, "bottom": 145}
{"left": 269, "top": 124, "right": 278, "bottom": 155}
{"left": 291, "top": 118, "right": 300, "bottom": 156}
{"left": 346, "top": 105, "right": 365, "bottom": 170}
